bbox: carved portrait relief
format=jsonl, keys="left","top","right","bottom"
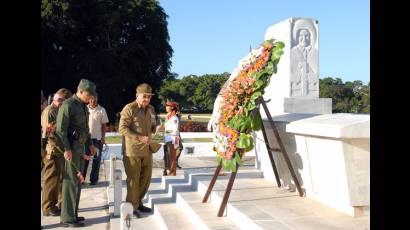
{"left": 290, "top": 19, "right": 319, "bottom": 97}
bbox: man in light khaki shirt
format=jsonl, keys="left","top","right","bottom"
{"left": 119, "top": 83, "right": 160, "bottom": 217}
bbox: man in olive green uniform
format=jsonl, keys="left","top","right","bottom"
{"left": 41, "top": 88, "right": 72, "bottom": 216}
{"left": 119, "top": 83, "right": 161, "bottom": 217}
{"left": 56, "top": 79, "right": 97, "bottom": 227}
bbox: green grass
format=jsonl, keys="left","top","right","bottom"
{"left": 181, "top": 118, "right": 210, "bottom": 123}
{"left": 182, "top": 138, "right": 213, "bottom": 143}
{"left": 104, "top": 136, "right": 212, "bottom": 144}
{"left": 105, "top": 136, "right": 122, "bottom": 144}
{"left": 158, "top": 114, "right": 211, "bottom": 123}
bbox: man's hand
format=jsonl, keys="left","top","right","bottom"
{"left": 137, "top": 136, "right": 151, "bottom": 145}
{"left": 46, "top": 123, "right": 56, "bottom": 135}
{"left": 64, "top": 151, "right": 72, "bottom": 161}
{"left": 83, "top": 155, "right": 90, "bottom": 160}
{"left": 77, "top": 171, "right": 85, "bottom": 184}
{"left": 89, "top": 145, "right": 97, "bottom": 156}
{"left": 155, "top": 125, "right": 164, "bottom": 134}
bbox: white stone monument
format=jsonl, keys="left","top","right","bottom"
{"left": 263, "top": 17, "right": 332, "bottom": 116}
{"left": 252, "top": 18, "right": 369, "bottom": 217}
{"left": 255, "top": 17, "right": 332, "bottom": 191}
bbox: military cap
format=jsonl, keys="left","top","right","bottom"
{"left": 55, "top": 88, "right": 73, "bottom": 99}
{"left": 136, "top": 83, "right": 154, "bottom": 95}
{"left": 77, "top": 79, "right": 97, "bottom": 96}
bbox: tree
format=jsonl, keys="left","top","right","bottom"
{"left": 157, "top": 73, "right": 229, "bottom": 112}
{"left": 41, "top": 0, "right": 173, "bottom": 121}
{"left": 358, "top": 81, "right": 370, "bottom": 113}
{"left": 320, "top": 77, "right": 370, "bottom": 113}
{"left": 190, "top": 74, "right": 229, "bottom": 111}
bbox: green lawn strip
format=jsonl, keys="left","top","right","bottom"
{"left": 105, "top": 136, "right": 212, "bottom": 144}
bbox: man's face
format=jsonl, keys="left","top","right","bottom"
{"left": 136, "top": 94, "right": 152, "bottom": 108}
{"left": 298, "top": 29, "right": 310, "bottom": 47}
{"left": 78, "top": 90, "right": 93, "bottom": 103}
{"left": 53, "top": 96, "right": 65, "bottom": 108}
{"left": 89, "top": 96, "right": 97, "bottom": 108}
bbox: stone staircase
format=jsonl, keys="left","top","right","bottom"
{"left": 106, "top": 161, "right": 370, "bottom": 230}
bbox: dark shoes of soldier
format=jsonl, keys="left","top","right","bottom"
{"left": 133, "top": 210, "right": 141, "bottom": 218}
{"left": 76, "top": 216, "right": 85, "bottom": 222}
{"left": 138, "top": 204, "right": 152, "bottom": 213}
{"left": 61, "top": 221, "right": 85, "bottom": 228}
{"left": 163, "top": 170, "right": 167, "bottom": 176}
{"left": 177, "top": 164, "right": 182, "bottom": 169}
{"left": 89, "top": 182, "right": 97, "bottom": 186}
{"left": 43, "top": 209, "right": 61, "bottom": 216}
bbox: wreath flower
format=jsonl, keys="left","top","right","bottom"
{"left": 213, "top": 39, "right": 285, "bottom": 171}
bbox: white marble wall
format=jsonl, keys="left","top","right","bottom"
{"left": 254, "top": 113, "right": 370, "bottom": 217}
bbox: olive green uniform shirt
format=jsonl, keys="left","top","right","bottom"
{"left": 119, "top": 101, "right": 156, "bottom": 156}
{"left": 56, "top": 94, "right": 91, "bottom": 152}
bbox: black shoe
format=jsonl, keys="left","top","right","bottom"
{"left": 89, "top": 182, "right": 97, "bottom": 185}
{"left": 43, "top": 209, "right": 61, "bottom": 216}
{"left": 61, "top": 221, "right": 85, "bottom": 227}
{"left": 138, "top": 205, "right": 152, "bottom": 213}
{"left": 177, "top": 165, "right": 182, "bottom": 169}
{"left": 76, "top": 216, "right": 85, "bottom": 222}
{"left": 133, "top": 210, "right": 141, "bottom": 218}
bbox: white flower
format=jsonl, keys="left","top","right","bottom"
{"left": 237, "top": 45, "right": 264, "bottom": 72}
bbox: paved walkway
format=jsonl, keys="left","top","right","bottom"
{"left": 41, "top": 160, "right": 110, "bottom": 229}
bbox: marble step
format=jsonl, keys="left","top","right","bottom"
{"left": 176, "top": 191, "right": 240, "bottom": 230}
{"left": 109, "top": 166, "right": 272, "bottom": 230}
{"left": 154, "top": 203, "right": 196, "bottom": 230}
{"left": 110, "top": 212, "right": 162, "bottom": 230}
{"left": 194, "top": 176, "right": 295, "bottom": 230}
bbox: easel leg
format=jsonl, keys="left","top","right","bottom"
{"left": 217, "top": 164, "right": 239, "bottom": 217}
{"left": 260, "top": 122, "right": 282, "bottom": 187}
{"left": 261, "top": 99, "right": 305, "bottom": 197}
{"left": 202, "top": 163, "right": 222, "bottom": 203}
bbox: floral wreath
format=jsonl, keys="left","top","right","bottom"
{"left": 213, "top": 39, "right": 285, "bottom": 172}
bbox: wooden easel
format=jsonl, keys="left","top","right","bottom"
{"left": 202, "top": 97, "right": 304, "bottom": 217}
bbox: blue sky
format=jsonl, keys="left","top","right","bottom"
{"left": 158, "top": 0, "right": 369, "bottom": 84}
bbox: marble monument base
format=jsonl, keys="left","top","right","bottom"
{"left": 284, "top": 98, "right": 332, "bottom": 114}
